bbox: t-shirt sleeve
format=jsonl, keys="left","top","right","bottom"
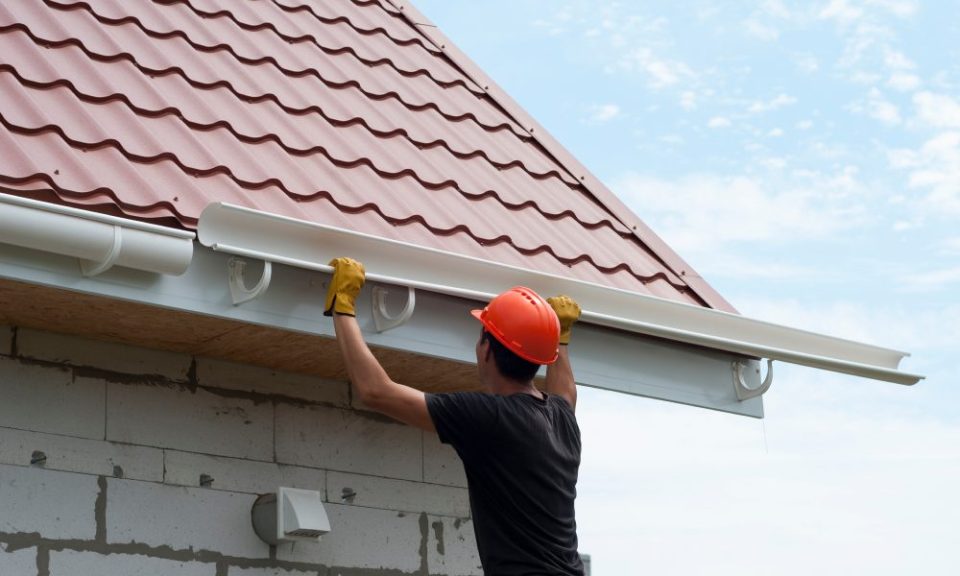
{"left": 426, "top": 392, "right": 500, "bottom": 452}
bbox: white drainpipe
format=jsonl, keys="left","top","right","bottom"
{"left": 0, "top": 192, "right": 194, "bottom": 276}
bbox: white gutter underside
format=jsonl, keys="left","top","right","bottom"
{"left": 197, "top": 203, "right": 923, "bottom": 386}
{"left": 0, "top": 193, "right": 194, "bottom": 276}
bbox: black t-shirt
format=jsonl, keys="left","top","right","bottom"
{"left": 426, "top": 391, "right": 584, "bottom": 576}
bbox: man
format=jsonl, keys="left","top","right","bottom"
{"left": 326, "top": 257, "right": 584, "bottom": 576}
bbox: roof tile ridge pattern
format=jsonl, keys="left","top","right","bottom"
{"left": 155, "top": 0, "right": 487, "bottom": 95}
{"left": 43, "top": 0, "right": 528, "bottom": 139}
{"left": 0, "top": 8, "right": 633, "bottom": 230}
{"left": 388, "top": 0, "right": 737, "bottom": 312}
{"left": 45, "top": 0, "right": 588, "bottom": 190}
{"left": 0, "top": 69, "right": 681, "bottom": 285}
{"left": 0, "top": 24, "right": 633, "bottom": 236}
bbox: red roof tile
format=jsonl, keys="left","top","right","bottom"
{"left": 0, "top": 0, "right": 734, "bottom": 311}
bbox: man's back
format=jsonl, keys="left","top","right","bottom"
{"left": 427, "top": 391, "right": 584, "bottom": 576}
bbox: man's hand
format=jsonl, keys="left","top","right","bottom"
{"left": 324, "top": 257, "right": 365, "bottom": 317}
{"left": 547, "top": 295, "right": 581, "bottom": 345}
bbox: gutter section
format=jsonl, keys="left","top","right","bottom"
{"left": 0, "top": 193, "right": 194, "bottom": 276}
{"left": 198, "top": 203, "right": 923, "bottom": 386}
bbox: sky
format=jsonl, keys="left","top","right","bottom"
{"left": 413, "top": 1, "right": 959, "bottom": 574}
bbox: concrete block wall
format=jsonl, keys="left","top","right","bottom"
{"left": 0, "top": 326, "right": 480, "bottom": 576}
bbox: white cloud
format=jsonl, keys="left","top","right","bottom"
{"left": 585, "top": 103, "right": 621, "bottom": 123}
{"left": 744, "top": 18, "right": 780, "bottom": 40}
{"left": 889, "top": 131, "right": 960, "bottom": 214}
{"left": 608, "top": 47, "right": 694, "bottom": 89}
{"left": 819, "top": 0, "right": 864, "bottom": 24}
{"left": 748, "top": 93, "right": 797, "bottom": 113}
{"left": 610, "top": 171, "right": 869, "bottom": 264}
{"left": 866, "top": 0, "right": 919, "bottom": 17}
{"left": 900, "top": 267, "right": 960, "bottom": 291}
{"left": 768, "top": 127, "right": 785, "bottom": 137}
{"left": 883, "top": 48, "right": 915, "bottom": 70}
{"left": 794, "top": 53, "right": 820, "bottom": 74}
{"left": 796, "top": 119, "right": 814, "bottom": 130}
{"left": 708, "top": 116, "right": 731, "bottom": 128}
{"left": 941, "top": 237, "right": 960, "bottom": 255}
{"left": 679, "top": 90, "right": 697, "bottom": 110}
{"left": 761, "top": 0, "right": 793, "bottom": 19}
{"left": 913, "top": 92, "right": 960, "bottom": 128}
{"left": 887, "top": 72, "right": 920, "bottom": 91}
{"left": 850, "top": 88, "right": 901, "bottom": 124}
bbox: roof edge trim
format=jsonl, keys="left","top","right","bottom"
{"left": 0, "top": 192, "right": 194, "bottom": 276}
{"left": 197, "top": 202, "right": 923, "bottom": 386}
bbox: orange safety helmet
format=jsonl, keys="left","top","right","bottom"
{"left": 471, "top": 286, "right": 560, "bottom": 365}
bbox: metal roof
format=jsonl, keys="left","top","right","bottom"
{"left": 0, "top": 0, "right": 732, "bottom": 309}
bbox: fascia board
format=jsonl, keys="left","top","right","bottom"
{"left": 0, "top": 239, "right": 764, "bottom": 417}
{"left": 197, "top": 203, "right": 924, "bottom": 386}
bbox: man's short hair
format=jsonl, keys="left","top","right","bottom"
{"left": 482, "top": 330, "right": 541, "bottom": 382}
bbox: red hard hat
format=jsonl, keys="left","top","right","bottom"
{"left": 471, "top": 286, "right": 560, "bottom": 365}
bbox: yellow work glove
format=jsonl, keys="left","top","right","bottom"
{"left": 547, "top": 295, "right": 581, "bottom": 345}
{"left": 324, "top": 257, "right": 365, "bottom": 317}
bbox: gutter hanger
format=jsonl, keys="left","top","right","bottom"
{"left": 0, "top": 193, "right": 194, "bottom": 276}
{"left": 197, "top": 203, "right": 924, "bottom": 386}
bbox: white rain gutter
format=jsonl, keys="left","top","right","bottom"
{"left": 197, "top": 203, "right": 923, "bottom": 386}
{"left": 0, "top": 193, "right": 194, "bottom": 276}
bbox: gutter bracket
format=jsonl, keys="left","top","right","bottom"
{"left": 80, "top": 225, "right": 122, "bottom": 277}
{"left": 229, "top": 257, "right": 272, "bottom": 305}
{"left": 372, "top": 285, "right": 416, "bottom": 332}
{"left": 733, "top": 358, "right": 773, "bottom": 400}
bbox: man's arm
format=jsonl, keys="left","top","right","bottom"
{"left": 324, "top": 257, "right": 434, "bottom": 432}
{"left": 545, "top": 345, "right": 576, "bottom": 410}
{"left": 546, "top": 295, "right": 581, "bottom": 411}
{"left": 332, "top": 314, "right": 435, "bottom": 431}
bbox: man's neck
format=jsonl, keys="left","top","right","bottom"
{"left": 489, "top": 378, "right": 543, "bottom": 399}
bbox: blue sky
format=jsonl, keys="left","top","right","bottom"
{"left": 414, "top": 1, "right": 959, "bottom": 574}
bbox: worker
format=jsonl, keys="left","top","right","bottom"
{"left": 325, "top": 257, "right": 584, "bottom": 576}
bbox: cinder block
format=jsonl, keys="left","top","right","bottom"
{"left": 423, "top": 433, "right": 468, "bottom": 488}
{"left": 107, "top": 382, "right": 273, "bottom": 460}
{"left": 16, "top": 328, "right": 192, "bottom": 381}
{"left": 229, "top": 567, "right": 318, "bottom": 576}
{"left": 197, "top": 357, "right": 349, "bottom": 407}
{"left": 428, "top": 516, "right": 482, "bottom": 576}
{"left": 163, "top": 450, "right": 325, "bottom": 497}
{"left": 277, "top": 503, "right": 422, "bottom": 572}
{"left": 0, "top": 359, "right": 105, "bottom": 439}
{"left": 0, "top": 427, "right": 162, "bottom": 481}
{"left": 0, "top": 464, "right": 98, "bottom": 540}
{"left": 327, "top": 471, "right": 469, "bottom": 518}
{"left": 49, "top": 550, "right": 214, "bottom": 576}
{"left": 107, "top": 478, "right": 269, "bottom": 559}
{"left": 0, "top": 326, "right": 12, "bottom": 356}
{"left": 0, "top": 544, "right": 36, "bottom": 576}
{"left": 275, "top": 404, "right": 421, "bottom": 482}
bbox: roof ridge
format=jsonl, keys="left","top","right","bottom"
{"left": 389, "top": 0, "right": 737, "bottom": 312}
